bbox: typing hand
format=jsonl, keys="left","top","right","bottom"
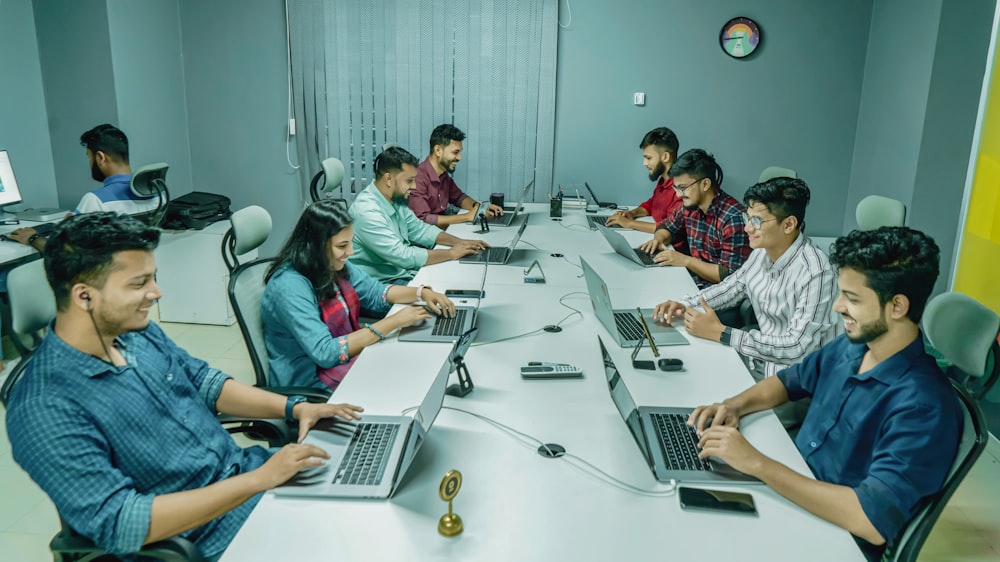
{"left": 294, "top": 402, "right": 364, "bottom": 443}
{"left": 257, "top": 443, "right": 332, "bottom": 489}
{"left": 653, "top": 249, "right": 688, "bottom": 267}
{"left": 696, "top": 426, "right": 762, "bottom": 475}
{"left": 683, "top": 297, "right": 725, "bottom": 341}
{"left": 687, "top": 402, "right": 741, "bottom": 434}
{"left": 7, "top": 227, "right": 39, "bottom": 246}
{"left": 652, "top": 300, "right": 686, "bottom": 323}
{"left": 486, "top": 203, "right": 505, "bottom": 218}
{"left": 637, "top": 238, "right": 665, "bottom": 255}
{"left": 604, "top": 214, "right": 632, "bottom": 228}
{"left": 422, "top": 289, "right": 456, "bottom": 318}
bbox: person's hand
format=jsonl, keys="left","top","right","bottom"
{"left": 255, "top": 442, "right": 332, "bottom": 489}
{"left": 612, "top": 208, "right": 634, "bottom": 219}
{"left": 421, "top": 289, "right": 456, "bottom": 318}
{"left": 448, "top": 240, "right": 485, "bottom": 259}
{"left": 7, "top": 227, "right": 39, "bottom": 246}
{"left": 696, "top": 425, "right": 763, "bottom": 475}
{"left": 294, "top": 402, "right": 364, "bottom": 443}
{"left": 485, "top": 203, "right": 504, "bottom": 218}
{"left": 653, "top": 248, "right": 690, "bottom": 268}
{"left": 604, "top": 214, "right": 633, "bottom": 228}
{"left": 652, "top": 300, "right": 686, "bottom": 323}
{"left": 637, "top": 238, "right": 665, "bottom": 254}
{"left": 391, "top": 304, "right": 434, "bottom": 326}
{"left": 683, "top": 297, "right": 725, "bottom": 341}
{"left": 687, "top": 401, "right": 741, "bottom": 434}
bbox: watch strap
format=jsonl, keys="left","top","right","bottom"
{"left": 285, "top": 395, "right": 307, "bottom": 423}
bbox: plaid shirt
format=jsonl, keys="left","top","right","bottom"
{"left": 659, "top": 189, "right": 751, "bottom": 287}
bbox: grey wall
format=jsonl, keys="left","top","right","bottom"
{"left": 552, "top": 0, "right": 873, "bottom": 237}
{"left": 107, "top": 0, "right": 194, "bottom": 195}
{"left": 179, "top": 0, "right": 303, "bottom": 256}
{"left": 0, "top": 0, "right": 59, "bottom": 209}
{"left": 32, "top": 0, "right": 119, "bottom": 210}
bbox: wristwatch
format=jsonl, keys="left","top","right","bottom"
{"left": 720, "top": 326, "right": 733, "bottom": 346}
{"left": 285, "top": 395, "right": 307, "bottom": 423}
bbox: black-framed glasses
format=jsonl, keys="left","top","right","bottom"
{"left": 742, "top": 212, "right": 779, "bottom": 230}
{"left": 673, "top": 177, "right": 705, "bottom": 193}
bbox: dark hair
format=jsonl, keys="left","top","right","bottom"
{"left": 267, "top": 200, "right": 353, "bottom": 299}
{"left": 80, "top": 124, "right": 129, "bottom": 163}
{"left": 743, "top": 177, "right": 811, "bottom": 232}
{"left": 374, "top": 146, "right": 419, "bottom": 178}
{"left": 44, "top": 212, "right": 160, "bottom": 310}
{"left": 639, "top": 127, "right": 679, "bottom": 162}
{"left": 829, "top": 227, "right": 940, "bottom": 323}
{"left": 428, "top": 124, "right": 466, "bottom": 154}
{"left": 668, "top": 149, "right": 724, "bottom": 189}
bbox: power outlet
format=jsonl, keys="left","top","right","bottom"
{"left": 288, "top": 118, "right": 297, "bottom": 136}
{"left": 633, "top": 92, "right": 645, "bottom": 106}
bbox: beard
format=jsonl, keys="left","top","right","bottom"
{"left": 844, "top": 311, "right": 889, "bottom": 344}
{"left": 648, "top": 160, "right": 665, "bottom": 182}
{"left": 91, "top": 161, "right": 106, "bottom": 182}
{"left": 391, "top": 194, "right": 410, "bottom": 205}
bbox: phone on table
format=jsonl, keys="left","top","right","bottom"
{"left": 445, "top": 289, "right": 485, "bottom": 299}
{"left": 678, "top": 487, "right": 757, "bottom": 516}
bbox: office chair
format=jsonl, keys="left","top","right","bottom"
{"left": 3, "top": 257, "right": 55, "bottom": 356}
{"left": 758, "top": 166, "right": 797, "bottom": 183}
{"left": 308, "top": 157, "right": 347, "bottom": 204}
{"left": 855, "top": 195, "right": 906, "bottom": 230}
{"left": 221, "top": 205, "right": 272, "bottom": 273}
{"left": 923, "top": 292, "right": 1000, "bottom": 400}
{"left": 50, "top": 522, "right": 207, "bottom": 562}
{"left": 882, "top": 380, "right": 987, "bottom": 562}
{"left": 227, "top": 257, "right": 331, "bottom": 403}
{"left": 130, "top": 162, "right": 171, "bottom": 226}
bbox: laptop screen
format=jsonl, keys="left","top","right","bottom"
{"left": 598, "top": 337, "right": 653, "bottom": 464}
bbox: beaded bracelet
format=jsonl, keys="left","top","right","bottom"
{"left": 365, "top": 323, "right": 385, "bottom": 342}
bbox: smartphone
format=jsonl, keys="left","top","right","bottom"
{"left": 678, "top": 487, "right": 757, "bottom": 516}
{"left": 445, "top": 289, "right": 485, "bottom": 298}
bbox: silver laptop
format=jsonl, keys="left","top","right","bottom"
{"left": 494, "top": 179, "right": 534, "bottom": 227}
{"left": 460, "top": 216, "right": 529, "bottom": 265}
{"left": 599, "top": 336, "right": 759, "bottom": 484}
{"left": 583, "top": 182, "right": 618, "bottom": 229}
{"left": 275, "top": 329, "right": 476, "bottom": 499}
{"left": 580, "top": 257, "right": 687, "bottom": 347}
{"left": 596, "top": 224, "right": 656, "bottom": 267}
{"left": 398, "top": 266, "right": 487, "bottom": 342}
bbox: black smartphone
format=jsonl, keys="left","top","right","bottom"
{"left": 678, "top": 487, "right": 757, "bottom": 516}
{"left": 445, "top": 289, "right": 484, "bottom": 298}
{"left": 632, "top": 359, "right": 655, "bottom": 370}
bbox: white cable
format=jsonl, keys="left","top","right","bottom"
{"left": 284, "top": 0, "right": 301, "bottom": 170}
{"left": 470, "top": 291, "right": 584, "bottom": 346}
{"left": 558, "top": 0, "right": 572, "bottom": 29}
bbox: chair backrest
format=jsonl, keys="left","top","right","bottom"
{"left": 221, "top": 205, "right": 272, "bottom": 273}
{"left": 308, "top": 157, "right": 346, "bottom": 202}
{"left": 758, "top": 166, "right": 797, "bottom": 183}
{"left": 883, "top": 381, "right": 987, "bottom": 561}
{"left": 228, "top": 257, "right": 276, "bottom": 387}
{"left": 7, "top": 258, "right": 56, "bottom": 354}
{"left": 923, "top": 291, "right": 1000, "bottom": 399}
{"left": 130, "top": 162, "right": 171, "bottom": 226}
{"left": 855, "top": 195, "right": 906, "bottom": 230}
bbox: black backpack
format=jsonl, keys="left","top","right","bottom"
{"left": 161, "top": 191, "right": 232, "bottom": 230}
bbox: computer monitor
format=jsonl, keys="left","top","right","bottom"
{"left": 0, "top": 150, "right": 25, "bottom": 215}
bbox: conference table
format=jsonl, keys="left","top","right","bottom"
{"left": 222, "top": 204, "right": 864, "bottom": 561}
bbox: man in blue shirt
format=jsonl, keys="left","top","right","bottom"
{"left": 687, "top": 227, "right": 962, "bottom": 560}
{"left": 5, "top": 213, "right": 364, "bottom": 559}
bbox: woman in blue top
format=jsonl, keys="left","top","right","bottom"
{"left": 261, "top": 200, "right": 456, "bottom": 390}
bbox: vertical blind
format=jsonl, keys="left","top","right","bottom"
{"left": 288, "top": 0, "right": 558, "bottom": 203}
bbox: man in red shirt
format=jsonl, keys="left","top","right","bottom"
{"left": 409, "top": 124, "right": 503, "bottom": 228}
{"left": 605, "top": 127, "right": 684, "bottom": 238}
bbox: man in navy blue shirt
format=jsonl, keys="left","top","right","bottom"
{"left": 6, "top": 213, "right": 364, "bottom": 559}
{"left": 688, "top": 227, "right": 962, "bottom": 560}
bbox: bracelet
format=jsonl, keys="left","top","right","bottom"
{"left": 365, "top": 323, "right": 385, "bottom": 342}
{"left": 416, "top": 285, "right": 426, "bottom": 300}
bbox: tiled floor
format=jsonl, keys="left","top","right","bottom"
{"left": 0, "top": 318, "right": 998, "bottom": 561}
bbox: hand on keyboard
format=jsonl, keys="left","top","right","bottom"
{"left": 257, "top": 442, "right": 332, "bottom": 489}
{"left": 421, "top": 289, "right": 456, "bottom": 317}
{"left": 4, "top": 226, "right": 40, "bottom": 246}
{"left": 389, "top": 304, "right": 434, "bottom": 327}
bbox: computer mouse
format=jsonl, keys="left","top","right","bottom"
{"left": 658, "top": 358, "right": 683, "bottom": 372}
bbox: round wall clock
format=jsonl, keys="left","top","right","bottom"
{"left": 720, "top": 17, "right": 761, "bottom": 59}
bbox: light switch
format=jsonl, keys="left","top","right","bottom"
{"left": 633, "top": 92, "right": 645, "bottom": 106}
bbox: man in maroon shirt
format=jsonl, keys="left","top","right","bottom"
{"left": 605, "top": 127, "right": 685, "bottom": 237}
{"left": 410, "top": 124, "right": 503, "bottom": 228}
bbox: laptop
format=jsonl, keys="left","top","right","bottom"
{"left": 599, "top": 336, "right": 759, "bottom": 484}
{"left": 398, "top": 266, "right": 487, "bottom": 342}
{"left": 460, "top": 216, "right": 529, "bottom": 265}
{"left": 580, "top": 257, "right": 687, "bottom": 347}
{"left": 596, "top": 224, "right": 657, "bottom": 267}
{"left": 275, "top": 329, "right": 476, "bottom": 499}
{"left": 584, "top": 182, "right": 619, "bottom": 230}
{"left": 493, "top": 179, "right": 534, "bottom": 227}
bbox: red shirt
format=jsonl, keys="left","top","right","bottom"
{"left": 638, "top": 176, "right": 683, "bottom": 223}
{"left": 410, "top": 158, "right": 469, "bottom": 225}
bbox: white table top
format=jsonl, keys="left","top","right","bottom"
{"left": 221, "top": 204, "right": 863, "bottom": 561}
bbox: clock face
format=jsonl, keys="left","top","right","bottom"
{"left": 720, "top": 17, "right": 761, "bottom": 59}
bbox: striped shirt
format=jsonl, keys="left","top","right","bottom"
{"left": 683, "top": 234, "right": 840, "bottom": 376}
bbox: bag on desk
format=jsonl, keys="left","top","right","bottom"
{"left": 161, "top": 191, "right": 232, "bottom": 230}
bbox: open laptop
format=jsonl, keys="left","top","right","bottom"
{"left": 580, "top": 257, "right": 687, "bottom": 347}
{"left": 398, "top": 266, "right": 487, "bottom": 342}
{"left": 584, "top": 182, "right": 620, "bottom": 229}
{"left": 599, "top": 336, "right": 759, "bottom": 484}
{"left": 460, "top": 216, "right": 529, "bottom": 265}
{"left": 596, "top": 224, "right": 656, "bottom": 267}
{"left": 275, "top": 329, "right": 476, "bottom": 499}
{"left": 493, "top": 179, "right": 534, "bottom": 227}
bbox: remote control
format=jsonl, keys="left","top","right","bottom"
{"left": 520, "top": 364, "right": 583, "bottom": 379}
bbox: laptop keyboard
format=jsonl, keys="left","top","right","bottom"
{"left": 335, "top": 422, "right": 399, "bottom": 486}
{"left": 432, "top": 308, "right": 469, "bottom": 337}
{"left": 650, "top": 413, "right": 712, "bottom": 472}
{"left": 467, "top": 247, "right": 508, "bottom": 263}
{"left": 588, "top": 216, "right": 619, "bottom": 229}
{"left": 613, "top": 311, "right": 645, "bottom": 341}
{"left": 632, "top": 249, "right": 656, "bottom": 265}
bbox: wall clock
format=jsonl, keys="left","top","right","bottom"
{"left": 720, "top": 17, "right": 761, "bottom": 59}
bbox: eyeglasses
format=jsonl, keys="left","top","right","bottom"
{"left": 673, "top": 178, "right": 705, "bottom": 193}
{"left": 742, "top": 212, "right": 779, "bottom": 230}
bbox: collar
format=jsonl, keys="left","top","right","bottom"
{"left": 765, "top": 232, "right": 805, "bottom": 271}
{"left": 103, "top": 173, "right": 131, "bottom": 188}
{"left": 655, "top": 176, "right": 673, "bottom": 192}
{"left": 419, "top": 158, "right": 444, "bottom": 184}
{"left": 848, "top": 332, "right": 929, "bottom": 385}
{"left": 45, "top": 324, "right": 132, "bottom": 378}
{"left": 364, "top": 181, "right": 400, "bottom": 217}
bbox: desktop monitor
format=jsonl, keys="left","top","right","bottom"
{"left": 0, "top": 150, "right": 24, "bottom": 213}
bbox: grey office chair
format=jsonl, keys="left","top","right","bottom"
{"left": 130, "top": 162, "right": 171, "bottom": 226}
{"left": 882, "top": 380, "right": 987, "bottom": 562}
{"left": 923, "top": 292, "right": 1000, "bottom": 400}
{"left": 758, "top": 166, "right": 797, "bottom": 183}
{"left": 856, "top": 195, "right": 906, "bottom": 230}
{"left": 309, "top": 157, "right": 346, "bottom": 203}
{"left": 5, "top": 257, "right": 55, "bottom": 355}
{"left": 221, "top": 205, "right": 272, "bottom": 273}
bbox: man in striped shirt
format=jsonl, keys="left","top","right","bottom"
{"left": 652, "top": 177, "right": 839, "bottom": 383}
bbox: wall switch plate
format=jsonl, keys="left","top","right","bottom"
{"left": 633, "top": 92, "right": 645, "bottom": 106}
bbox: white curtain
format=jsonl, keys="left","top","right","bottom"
{"left": 288, "top": 0, "right": 558, "bottom": 203}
